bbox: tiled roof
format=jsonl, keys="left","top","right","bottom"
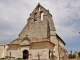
{"left": 9, "top": 37, "right": 55, "bottom": 46}
{"left": 30, "top": 38, "right": 50, "bottom": 43}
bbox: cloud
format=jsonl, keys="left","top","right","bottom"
{"left": 0, "top": 0, "right": 80, "bottom": 44}
{"left": 44, "top": 0, "right": 80, "bottom": 42}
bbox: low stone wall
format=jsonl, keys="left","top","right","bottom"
{"left": 69, "top": 57, "right": 80, "bottom": 60}
{"left": 69, "top": 59, "right": 77, "bottom": 60}
{"left": 0, "top": 58, "right": 16, "bottom": 60}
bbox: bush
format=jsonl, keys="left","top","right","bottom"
{"left": 68, "top": 54, "right": 73, "bottom": 59}
{"left": 78, "top": 52, "right": 80, "bottom": 57}
{"left": 17, "top": 58, "right": 24, "bottom": 60}
{"left": 1, "top": 58, "right": 6, "bottom": 60}
{"left": 72, "top": 54, "right": 76, "bottom": 58}
{"left": 68, "top": 54, "right": 76, "bottom": 59}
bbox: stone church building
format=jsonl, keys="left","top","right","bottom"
{"left": 0, "top": 4, "right": 68, "bottom": 60}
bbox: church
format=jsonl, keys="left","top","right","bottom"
{"left": 0, "top": 3, "right": 68, "bottom": 60}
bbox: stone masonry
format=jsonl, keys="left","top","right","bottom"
{"left": 0, "top": 3, "right": 68, "bottom": 60}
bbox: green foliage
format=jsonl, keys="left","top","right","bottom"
{"left": 68, "top": 54, "right": 72, "bottom": 59}
{"left": 1, "top": 58, "right": 6, "bottom": 60}
{"left": 72, "top": 54, "right": 76, "bottom": 58}
{"left": 68, "top": 54, "right": 76, "bottom": 59}
{"left": 78, "top": 52, "right": 80, "bottom": 57}
{"left": 68, "top": 54, "right": 72, "bottom": 56}
{"left": 17, "top": 58, "right": 24, "bottom": 60}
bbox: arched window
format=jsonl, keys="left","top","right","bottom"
{"left": 23, "top": 50, "right": 29, "bottom": 59}
{"left": 34, "top": 20, "right": 37, "bottom": 22}
{"left": 40, "top": 12, "right": 44, "bottom": 21}
{"left": 34, "top": 13, "right": 37, "bottom": 22}
{"left": 34, "top": 13, "right": 37, "bottom": 18}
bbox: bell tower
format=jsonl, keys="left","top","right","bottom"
{"left": 19, "top": 3, "right": 56, "bottom": 40}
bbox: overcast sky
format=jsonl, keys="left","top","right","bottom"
{"left": 0, "top": 0, "right": 80, "bottom": 53}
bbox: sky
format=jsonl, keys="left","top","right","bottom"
{"left": 0, "top": 0, "right": 80, "bottom": 53}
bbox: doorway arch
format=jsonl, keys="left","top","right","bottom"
{"left": 23, "top": 50, "right": 29, "bottom": 59}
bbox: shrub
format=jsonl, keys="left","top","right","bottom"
{"left": 78, "top": 52, "right": 80, "bottom": 57}
{"left": 72, "top": 54, "right": 76, "bottom": 58}
{"left": 1, "top": 58, "right": 6, "bottom": 60}
{"left": 17, "top": 58, "right": 24, "bottom": 60}
{"left": 68, "top": 54, "right": 73, "bottom": 59}
{"left": 68, "top": 54, "right": 76, "bottom": 59}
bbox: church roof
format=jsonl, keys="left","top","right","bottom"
{"left": 56, "top": 34, "right": 66, "bottom": 45}
{"left": 30, "top": 37, "right": 55, "bottom": 46}
{"left": 9, "top": 37, "right": 55, "bottom": 46}
{"left": 9, "top": 3, "right": 65, "bottom": 46}
{"left": 30, "top": 38, "right": 50, "bottom": 43}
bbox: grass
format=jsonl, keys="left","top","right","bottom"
{"left": 17, "top": 58, "right": 24, "bottom": 60}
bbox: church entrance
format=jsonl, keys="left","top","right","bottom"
{"left": 23, "top": 50, "right": 29, "bottom": 59}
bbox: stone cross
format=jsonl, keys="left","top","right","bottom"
{"left": 51, "top": 50, "right": 55, "bottom": 59}
{"left": 37, "top": 53, "right": 41, "bottom": 60}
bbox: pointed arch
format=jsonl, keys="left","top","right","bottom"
{"left": 34, "top": 13, "right": 37, "bottom": 22}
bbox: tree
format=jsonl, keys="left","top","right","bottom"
{"left": 68, "top": 54, "right": 72, "bottom": 59}
{"left": 78, "top": 52, "right": 80, "bottom": 57}
{"left": 72, "top": 54, "right": 76, "bottom": 58}
{"left": 68, "top": 54, "right": 76, "bottom": 59}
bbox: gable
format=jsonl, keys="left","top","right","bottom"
{"left": 30, "top": 3, "right": 49, "bottom": 18}
{"left": 20, "top": 37, "right": 30, "bottom": 45}
{"left": 19, "top": 3, "right": 55, "bottom": 39}
{"left": 20, "top": 40, "right": 30, "bottom": 45}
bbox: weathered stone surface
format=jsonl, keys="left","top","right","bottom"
{"left": 0, "top": 3, "right": 68, "bottom": 60}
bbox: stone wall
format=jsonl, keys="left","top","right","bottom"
{"left": 7, "top": 45, "right": 30, "bottom": 58}
{"left": 0, "top": 44, "right": 8, "bottom": 58}
{"left": 0, "top": 4, "right": 67, "bottom": 60}
{"left": 19, "top": 4, "right": 55, "bottom": 39}
{"left": 50, "top": 35, "right": 59, "bottom": 60}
